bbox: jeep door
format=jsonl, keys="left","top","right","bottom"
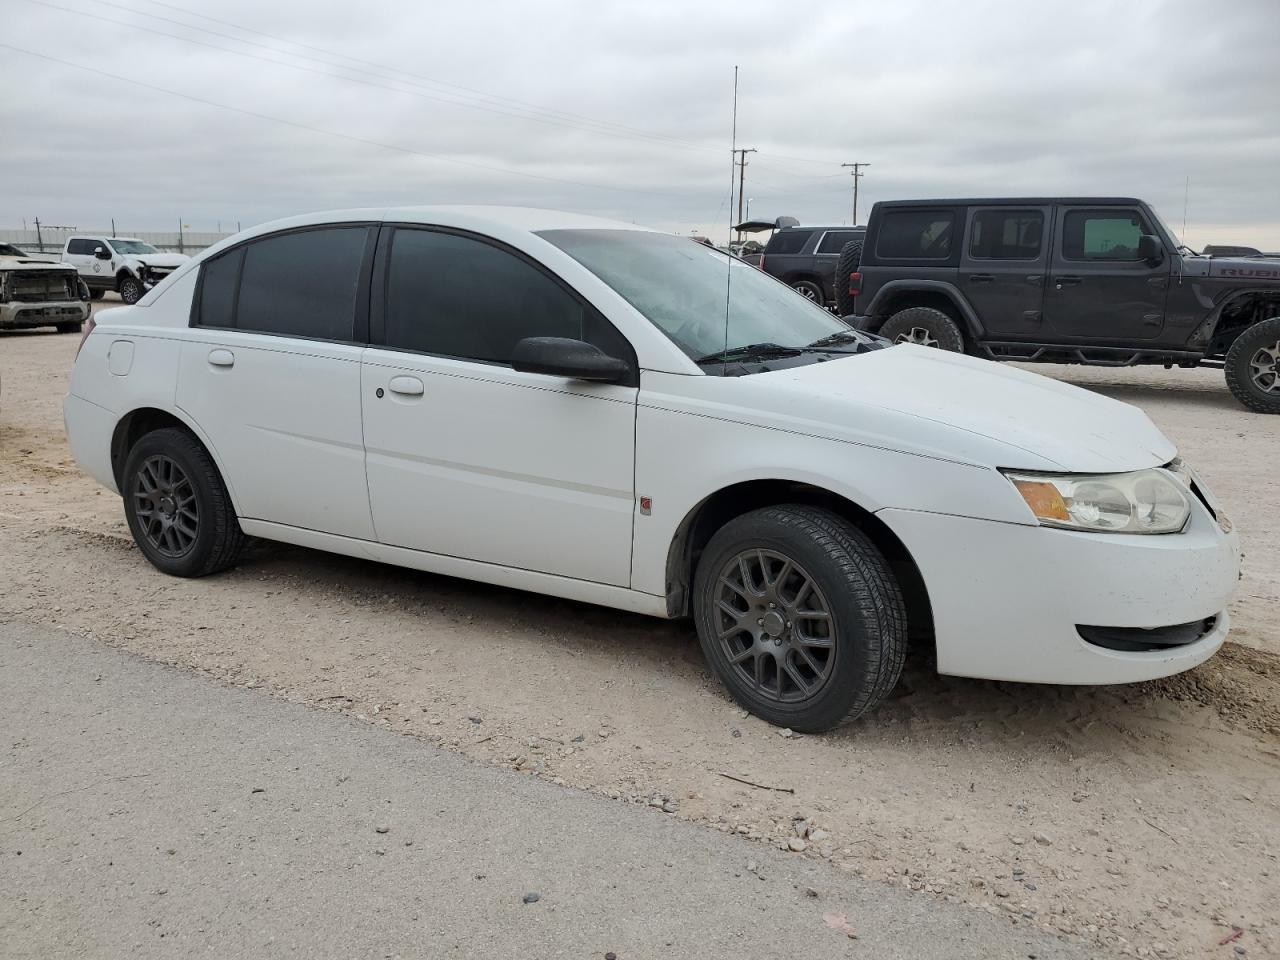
{"left": 959, "top": 206, "right": 1049, "bottom": 339}
{"left": 1044, "top": 205, "right": 1170, "bottom": 341}
{"left": 176, "top": 224, "right": 377, "bottom": 539}
{"left": 360, "top": 225, "right": 638, "bottom": 587}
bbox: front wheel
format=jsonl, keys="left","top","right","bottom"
{"left": 1224, "top": 316, "right": 1280, "bottom": 414}
{"left": 55, "top": 321, "right": 83, "bottom": 334}
{"left": 118, "top": 276, "right": 145, "bottom": 304}
{"left": 122, "top": 428, "right": 247, "bottom": 577}
{"left": 878, "top": 306, "right": 965, "bottom": 351}
{"left": 89, "top": 288, "right": 105, "bottom": 301}
{"left": 693, "top": 505, "right": 907, "bottom": 732}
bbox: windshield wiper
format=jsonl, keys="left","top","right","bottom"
{"left": 695, "top": 342, "right": 803, "bottom": 365}
{"left": 805, "top": 330, "right": 867, "bottom": 349}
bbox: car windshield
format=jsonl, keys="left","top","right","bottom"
{"left": 0, "top": 243, "right": 27, "bottom": 257}
{"left": 110, "top": 240, "right": 159, "bottom": 255}
{"left": 538, "top": 229, "right": 862, "bottom": 369}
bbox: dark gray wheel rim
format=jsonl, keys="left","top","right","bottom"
{"left": 894, "top": 325, "right": 939, "bottom": 348}
{"left": 795, "top": 284, "right": 820, "bottom": 301}
{"left": 132, "top": 454, "right": 199, "bottom": 558}
{"left": 1249, "top": 340, "right": 1280, "bottom": 394}
{"left": 714, "top": 549, "right": 836, "bottom": 704}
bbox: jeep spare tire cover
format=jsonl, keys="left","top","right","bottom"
{"left": 834, "top": 241, "right": 863, "bottom": 316}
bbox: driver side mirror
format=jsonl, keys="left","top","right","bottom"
{"left": 93, "top": 246, "right": 111, "bottom": 260}
{"left": 1137, "top": 234, "right": 1163, "bottom": 265}
{"left": 511, "top": 337, "right": 631, "bottom": 383}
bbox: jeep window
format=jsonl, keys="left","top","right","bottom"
{"left": 876, "top": 210, "right": 955, "bottom": 259}
{"left": 763, "top": 229, "right": 812, "bottom": 255}
{"left": 108, "top": 240, "right": 160, "bottom": 255}
{"left": 969, "top": 210, "right": 1044, "bottom": 260}
{"left": 540, "top": 228, "right": 857, "bottom": 368}
{"left": 1061, "top": 211, "right": 1149, "bottom": 262}
{"left": 383, "top": 228, "right": 631, "bottom": 366}
{"left": 816, "top": 230, "right": 861, "bottom": 254}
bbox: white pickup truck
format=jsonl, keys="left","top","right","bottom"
{"left": 0, "top": 242, "right": 90, "bottom": 332}
{"left": 61, "top": 236, "right": 190, "bottom": 304}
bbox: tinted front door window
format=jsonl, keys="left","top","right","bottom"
{"left": 1061, "top": 211, "right": 1147, "bottom": 261}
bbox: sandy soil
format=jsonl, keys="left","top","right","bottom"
{"left": 2, "top": 312, "right": 1278, "bottom": 960}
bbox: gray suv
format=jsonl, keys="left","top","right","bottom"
{"left": 754, "top": 224, "right": 865, "bottom": 307}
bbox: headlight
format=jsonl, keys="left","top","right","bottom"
{"left": 1004, "top": 468, "right": 1191, "bottom": 534}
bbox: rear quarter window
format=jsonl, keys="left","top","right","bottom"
{"left": 875, "top": 210, "right": 956, "bottom": 260}
{"left": 763, "top": 230, "right": 813, "bottom": 255}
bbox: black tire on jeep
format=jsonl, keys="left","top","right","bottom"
{"left": 833, "top": 240, "right": 863, "bottom": 316}
{"left": 879, "top": 306, "right": 965, "bottom": 352}
{"left": 118, "top": 276, "right": 145, "bottom": 304}
{"left": 791, "top": 279, "right": 825, "bottom": 304}
{"left": 55, "top": 321, "right": 83, "bottom": 334}
{"left": 1224, "top": 316, "right": 1280, "bottom": 414}
{"left": 692, "top": 504, "right": 908, "bottom": 732}
{"left": 122, "top": 427, "right": 247, "bottom": 577}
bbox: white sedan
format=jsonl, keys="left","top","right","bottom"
{"left": 64, "top": 207, "right": 1240, "bottom": 731}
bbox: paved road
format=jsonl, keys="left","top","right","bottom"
{"left": 0, "top": 620, "right": 1086, "bottom": 959}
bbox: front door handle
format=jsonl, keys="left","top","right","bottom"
{"left": 208, "top": 349, "right": 235, "bottom": 367}
{"left": 388, "top": 375, "right": 425, "bottom": 397}
{"left": 968, "top": 274, "right": 995, "bottom": 284}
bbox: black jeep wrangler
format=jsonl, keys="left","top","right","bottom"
{"left": 836, "top": 198, "right": 1280, "bottom": 413}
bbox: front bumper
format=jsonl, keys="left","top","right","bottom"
{"left": 879, "top": 502, "right": 1240, "bottom": 685}
{"left": 0, "top": 300, "right": 90, "bottom": 329}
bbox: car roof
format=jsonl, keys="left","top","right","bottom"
{"left": 874, "top": 197, "right": 1144, "bottom": 208}
{"left": 232, "top": 206, "right": 659, "bottom": 238}
{"left": 777, "top": 225, "right": 865, "bottom": 232}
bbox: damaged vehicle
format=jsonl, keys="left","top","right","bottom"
{"left": 64, "top": 208, "right": 1240, "bottom": 732}
{"left": 62, "top": 235, "right": 190, "bottom": 305}
{"left": 838, "top": 198, "right": 1280, "bottom": 413}
{"left": 0, "top": 243, "right": 91, "bottom": 333}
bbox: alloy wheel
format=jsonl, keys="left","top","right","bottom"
{"left": 132, "top": 454, "right": 199, "bottom": 558}
{"left": 713, "top": 549, "right": 836, "bottom": 703}
{"left": 894, "top": 326, "right": 940, "bottom": 348}
{"left": 1249, "top": 340, "right": 1280, "bottom": 393}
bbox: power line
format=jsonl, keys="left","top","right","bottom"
{"left": 0, "top": 42, "right": 693, "bottom": 201}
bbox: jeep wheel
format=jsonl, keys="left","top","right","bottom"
{"left": 791, "top": 279, "right": 825, "bottom": 305}
{"left": 55, "top": 321, "right": 83, "bottom": 334}
{"left": 118, "top": 276, "right": 145, "bottom": 304}
{"left": 1225, "top": 316, "right": 1280, "bottom": 414}
{"left": 122, "top": 427, "right": 247, "bottom": 577}
{"left": 692, "top": 505, "right": 907, "bottom": 732}
{"left": 879, "top": 306, "right": 965, "bottom": 352}
{"left": 833, "top": 240, "right": 863, "bottom": 316}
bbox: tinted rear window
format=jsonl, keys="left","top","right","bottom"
{"left": 764, "top": 229, "right": 813, "bottom": 255}
{"left": 197, "top": 248, "right": 241, "bottom": 329}
{"left": 236, "top": 227, "right": 367, "bottom": 340}
{"left": 876, "top": 210, "right": 956, "bottom": 260}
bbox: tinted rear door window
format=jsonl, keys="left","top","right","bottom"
{"left": 816, "top": 230, "right": 861, "bottom": 254}
{"left": 763, "top": 230, "right": 812, "bottom": 255}
{"left": 197, "top": 248, "right": 241, "bottom": 329}
{"left": 384, "top": 228, "right": 631, "bottom": 366}
{"left": 969, "top": 210, "right": 1044, "bottom": 259}
{"left": 876, "top": 211, "right": 956, "bottom": 259}
{"left": 67, "top": 239, "right": 97, "bottom": 255}
{"left": 234, "top": 227, "right": 368, "bottom": 340}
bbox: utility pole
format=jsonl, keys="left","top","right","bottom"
{"left": 733, "top": 147, "right": 757, "bottom": 239}
{"left": 34, "top": 217, "right": 43, "bottom": 253}
{"left": 178, "top": 218, "right": 184, "bottom": 255}
{"left": 841, "top": 162, "right": 870, "bottom": 225}
{"left": 111, "top": 218, "right": 116, "bottom": 238}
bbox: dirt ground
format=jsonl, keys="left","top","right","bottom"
{"left": 2, "top": 308, "right": 1278, "bottom": 960}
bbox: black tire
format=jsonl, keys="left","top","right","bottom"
{"left": 89, "top": 288, "right": 105, "bottom": 301}
{"left": 791, "top": 279, "right": 825, "bottom": 305}
{"left": 692, "top": 505, "right": 907, "bottom": 733}
{"left": 55, "top": 321, "right": 83, "bottom": 334}
{"left": 1224, "top": 316, "right": 1280, "bottom": 414}
{"left": 122, "top": 427, "right": 247, "bottom": 577}
{"left": 879, "top": 306, "right": 965, "bottom": 352}
{"left": 833, "top": 241, "right": 863, "bottom": 316}
{"left": 118, "top": 276, "right": 145, "bottom": 304}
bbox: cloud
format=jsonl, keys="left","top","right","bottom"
{"left": 3, "top": 0, "right": 1278, "bottom": 249}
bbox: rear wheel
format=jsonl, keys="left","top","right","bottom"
{"left": 833, "top": 241, "right": 863, "bottom": 316}
{"left": 1224, "top": 317, "right": 1280, "bottom": 414}
{"left": 791, "top": 279, "right": 824, "bottom": 305}
{"left": 693, "top": 505, "right": 907, "bottom": 732}
{"left": 879, "top": 306, "right": 965, "bottom": 352}
{"left": 122, "top": 428, "right": 247, "bottom": 577}
{"left": 118, "top": 276, "right": 145, "bottom": 304}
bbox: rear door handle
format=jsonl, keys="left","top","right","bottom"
{"left": 388, "top": 375, "right": 425, "bottom": 397}
{"left": 1054, "top": 276, "right": 1083, "bottom": 289}
{"left": 968, "top": 274, "right": 995, "bottom": 284}
{"left": 208, "top": 349, "right": 235, "bottom": 367}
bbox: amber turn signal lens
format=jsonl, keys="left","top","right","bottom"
{"left": 1011, "top": 478, "right": 1070, "bottom": 522}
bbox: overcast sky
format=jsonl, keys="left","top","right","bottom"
{"left": 4, "top": 0, "right": 1279, "bottom": 248}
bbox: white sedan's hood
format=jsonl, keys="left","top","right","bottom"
{"left": 749, "top": 345, "right": 1176, "bottom": 473}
